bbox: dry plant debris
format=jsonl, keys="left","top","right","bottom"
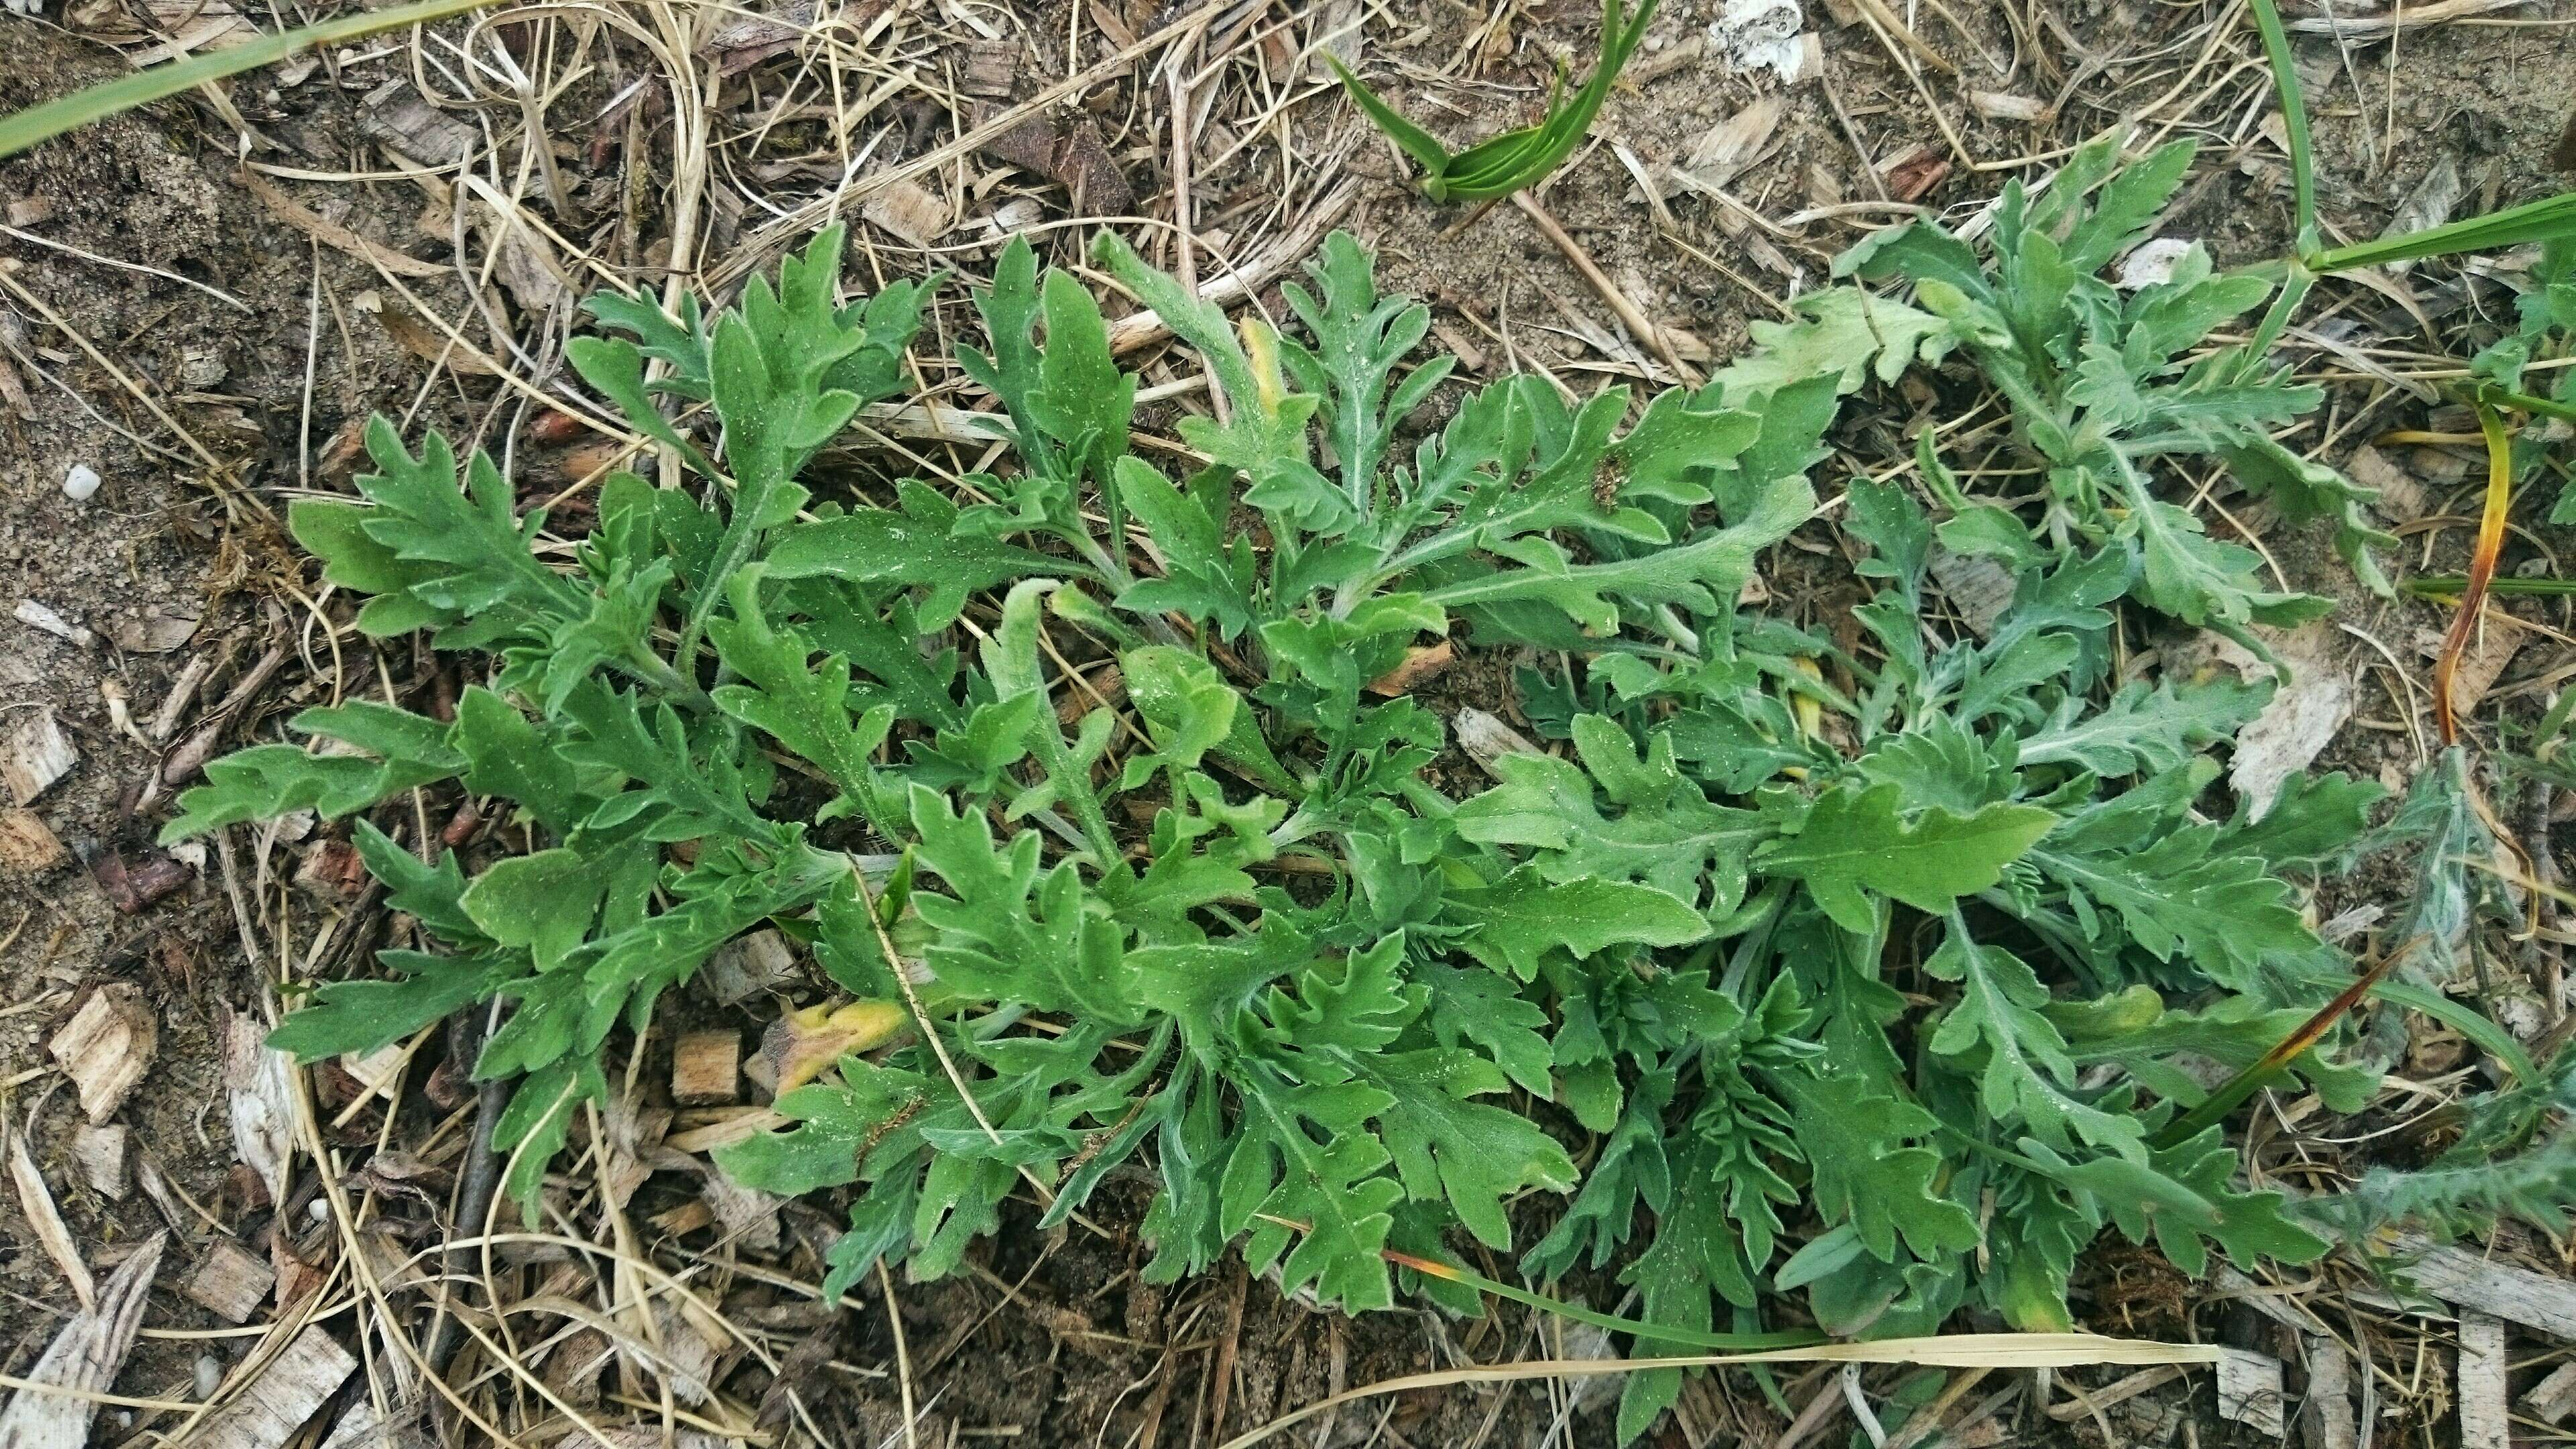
{"left": 0, "top": 1233, "right": 164, "bottom": 1449}
{"left": 47, "top": 983, "right": 156, "bottom": 1122}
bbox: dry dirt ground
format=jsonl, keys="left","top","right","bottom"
{"left": 3, "top": 0, "right": 2575, "bottom": 1445}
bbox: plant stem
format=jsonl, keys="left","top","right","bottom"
{"left": 2244, "top": 0, "right": 2317, "bottom": 250}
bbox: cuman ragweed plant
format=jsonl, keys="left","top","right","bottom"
{"left": 160, "top": 166, "right": 2556, "bottom": 1444}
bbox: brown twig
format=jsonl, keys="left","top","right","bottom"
{"left": 425, "top": 1000, "right": 508, "bottom": 1379}
{"left": 1509, "top": 190, "right": 1702, "bottom": 386}
{"left": 159, "top": 644, "right": 290, "bottom": 786}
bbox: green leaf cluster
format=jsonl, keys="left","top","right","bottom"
{"left": 1838, "top": 135, "right": 2396, "bottom": 653}
{"left": 162, "top": 211, "right": 2556, "bottom": 1448}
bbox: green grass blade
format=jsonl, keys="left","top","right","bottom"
{"left": 1324, "top": 55, "right": 1458, "bottom": 194}
{"left": 1328, "top": 0, "right": 1658, "bottom": 203}
{"left": 1443, "top": 0, "right": 1659, "bottom": 201}
{"left": 2402, "top": 574, "right": 2576, "bottom": 601}
{"left": 2479, "top": 382, "right": 2576, "bottom": 424}
{"left": 2308, "top": 190, "right": 2576, "bottom": 272}
{"left": 0, "top": 0, "right": 511, "bottom": 160}
{"left": 2243, "top": 0, "right": 2315, "bottom": 250}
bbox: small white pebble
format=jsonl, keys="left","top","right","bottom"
{"left": 62, "top": 463, "right": 100, "bottom": 501}
{"left": 309, "top": 1197, "right": 331, "bottom": 1222}
{"left": 194, "top": 1354, "right": 222, "bottom": 1400}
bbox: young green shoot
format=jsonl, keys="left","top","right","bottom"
{"left": 1328, "top": 0, "right": 1659, "bottom": 202}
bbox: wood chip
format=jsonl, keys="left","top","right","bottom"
{"left": 358, "top": 80, "right": 478, "bottom": 168}
{"left": 1708, "top": 0, "right": 1809, "bottom": 80}
{"left": 315, "top": 1397, "right": 428, "bottom": 1449}
{"left": 697, "top": 0, "right": 815, "bottom": 72}
{"left": 2389, "top": 1233, "right": 2576, "bottom": 1340}
{"left": 16, "top": 598, "right": 95, "bottom": 647}
{"left": 664, "top": 1106, "right": 784, "bottom": 1155}
{"left": 1672, "top": 95, "right": 1786, "bottom": 197}
{"left": 2420, "top": 615, "right": 2528, "bottom": 723}
{"left": 72, "top": 1123, "right": 127, "bottom": 1200}
{"left": 109, "top": 606, "right": 202, "bottom": 653}
{"left": 7, "top": 1126, "right": 95, "bottom": 1311}
{"left": 374, "top": 305, "right": 502, "bottom": 375}
{"left": 197, "top": 1325, "right": 357, "bottom": 1449}
{"left": 1056, "top": 663, "right": 1125, "bottom": 727}
{"left": 0, "top": 807, "right": 68, "bottom": 871}
{"left": 1453, "top": 707, "right": 1542, "bottom": 778}
{"left": 1968, "top": 91, "right": 2049, "bottom": 121}
{"left": 861, "top": 178, "right": 951, "bottom": 248}
{"left": 1306, "top": 0, "right": 1363, "bottom": 77}
{"left": 1927, "top": 547, "right": 2018, "bottom": 637}
{"left": 2345, "top": 443, "right": 2426, "bottom": 523}
{"left": 2231, "top": 635, "right": 2351, "bottom": 818}
{"left": 0, "top": 1231, "right": 163, "bottom": 1449}
{"left": 672, "top": 1031, "right": 741, "bottom": 1106}
{"left": 2216, "top": 1348, "right": 2286, "bottom": 1438}
{"left": 2458, "top": 1311, "right": 2509, "bottom": 1449}
{"left": 2409, "top": 444, "right": 2474, "bottom": 486}
{"left": 701, "top": 1173, "right": 782, "bottom": 1253}
{"left": 85, "top": 845, "right": 195, "bottom": 914}
{"left": 2523, "top": 1360, "right": 2576, "bottom": 1424}
{"left": 7, "top": 197, "right": 54, "bottom": 227}
{"left": 704, "top": 930, "right": 797, "bottom": 1007}
{"left": 50, "top": 983, "right": 158, "bottom": 1123}
{"left": 979, "top": 109, "right": 1134, "bottom": 215}
{"left": 186, "top": 1238, "right": 277, "bottom": 1324}
{"left": 543, "top": 1328, "right": 613, "bottom": 1407}
{"left": 959, "top": 38, "right": 1017, "bottom": 97}
{"left": 2303, "top": 1336, "right": 2357, "bottom": 1449}
{"left": 641, "top": 1303, "right": 726, "bottom": 1405}
{"left": 223, "top": 1010, "right": 296, "bottom": 1210}
{"left": 2378, "top": 157, "right": 2463, "bottom": 275}
{"left": 1880, "top": 143, "right": 1951, "bottom": 202}
{"left": 650, "top": 1197, "right": 716, "bottom": 1236}
{"left": 1431, "top": 319, "right": 1487, "bottom": 374}
{"left": 133, "top": 0, "right": 257, "bottom": 54}
{"left": 3, "top": 708, "right": 75, "bottom": 805}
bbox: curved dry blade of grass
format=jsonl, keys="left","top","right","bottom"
{"left": 1216, "top": 1335, "right": 2224, "bottom": 1449}
{"left": 2431, "top": 404, "right": 2516, "bottom": 746}
{"left": 0, "top": 0, "right": 513, "bottom": 159}
{"left": 2147, "top": 949, "right": 2404, "bottom": 1150}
